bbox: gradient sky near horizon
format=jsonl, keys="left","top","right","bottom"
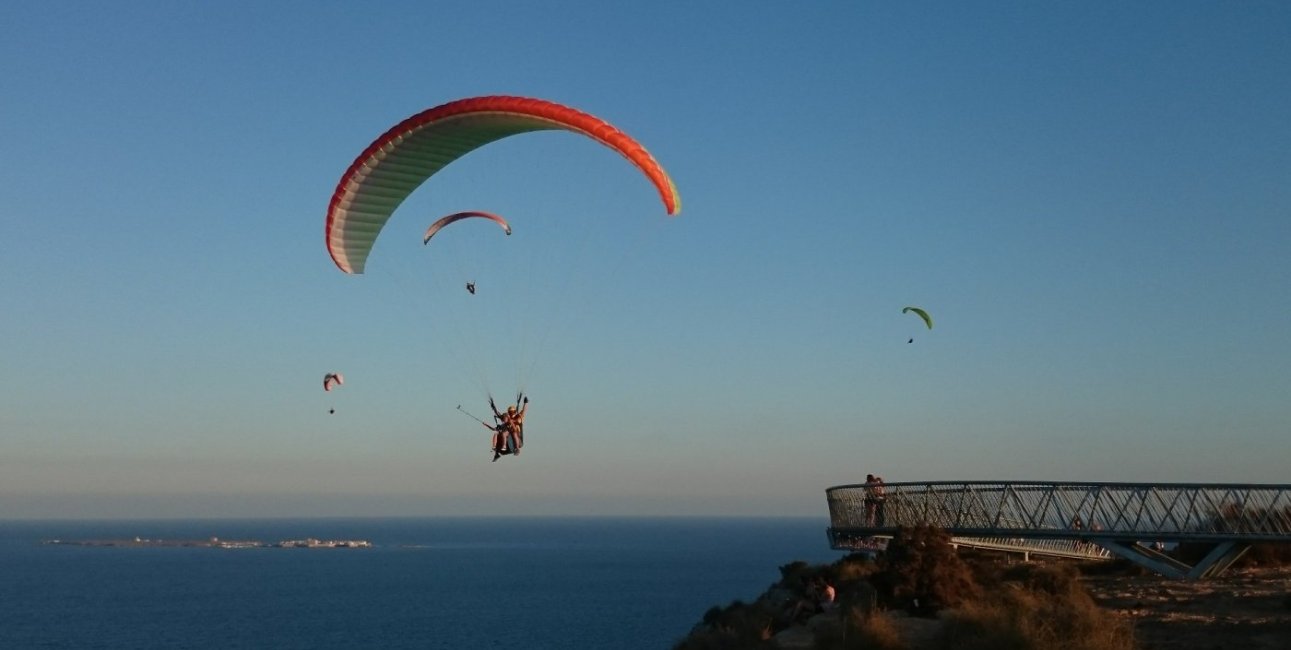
{"left": 2, "top": 1, "right": 1288, "bottom": 518}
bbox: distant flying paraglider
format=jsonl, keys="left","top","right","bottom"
{"left": 323, "top": 372, "right": 344, "bottom": 414}
{"left": 323, "top": 372, "right": 344, "bottom": 392}
{"left": 903, "top": 307, "right": 932, "bottom": 343}
{"left": 421, "top": 211, "right": 511, "bottom": 298}
{"left": 422, "top": 211, "right": 512, "bottom": 245}
{"left": 903, "top": 307, "right": 932, "bottom": 329}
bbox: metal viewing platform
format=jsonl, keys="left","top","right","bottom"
{"left": 826, "top": 481, "right": 1291, "bottom": 579}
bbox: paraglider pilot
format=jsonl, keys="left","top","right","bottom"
{"left": 484, "top": 394, "right": 528, "bottom": 462}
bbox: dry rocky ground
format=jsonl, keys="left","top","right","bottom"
{"left": 775, "top": 565, "right": 1291, "bottom": 649}
{"left": 1082, "top": 566, "right": 1291, "bottom": 650}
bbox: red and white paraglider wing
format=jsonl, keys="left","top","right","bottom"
{"left": 323, "top": 373, "right": 344, "bottom": 392}
{"left": 326, "top": 95, "right": 681, "bottom": 274}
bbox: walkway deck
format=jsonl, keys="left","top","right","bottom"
{"left": 826, "top": 481, "right": 1291, "bottom": 579}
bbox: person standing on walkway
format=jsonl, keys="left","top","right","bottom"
{"left": 863, "top": 474, "right": 879, "bottom": 526}
{"left": 873, "top": 476, "right": 888, "bottom": 526}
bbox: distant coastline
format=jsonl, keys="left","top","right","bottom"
{"left": 44, "top": 536, "right": 372, "bottom": 549}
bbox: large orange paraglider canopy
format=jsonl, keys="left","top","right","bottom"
{"left": 325, "top": 95, "right": 681, "bottom": 274}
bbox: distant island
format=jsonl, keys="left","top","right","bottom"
{"left": 44, "top": 536, "right": 372, "bottom": 549}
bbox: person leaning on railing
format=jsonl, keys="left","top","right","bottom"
{"left": 873, "top": 477, "right": 887, "bottom": 526}
{"left": 864, "top": 474, "right": 878, "bottom": 525}
{"left": 863, "top": 474, "right": 888, "bottom": 526}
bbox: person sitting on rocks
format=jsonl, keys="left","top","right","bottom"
{"left": 787, "top": 578, "right": 833, "bottom": 623}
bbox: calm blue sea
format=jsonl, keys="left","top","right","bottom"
{"left": 0, "top": 517, "right": 839, "bottom": 649}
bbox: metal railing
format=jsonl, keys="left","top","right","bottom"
{"left": 828, "top": 481, "right": 1291, "bottom": 541}
{"left": 825, "top": 481, "right": 1291, "bottom": 578}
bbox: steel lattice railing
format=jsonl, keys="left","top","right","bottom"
{"left": 827, "top": 481, "right": 1291, "bottom": 543}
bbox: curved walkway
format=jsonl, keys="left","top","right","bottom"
{"left": 826, "top": 481, "right": 1291, "bottom": 579}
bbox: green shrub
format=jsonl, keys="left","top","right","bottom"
{"left": 873, "top": 526, "right": 981, "bottom": 612}
{"left": 673, "top": 599, "right": 776, "bottom": 650}
{"left": 779, "top": 560, "right": 815, "bottom": 586}
{"left": 834, "top": 553, "right": 880, "bottom": 583}
{"left": 998, "top": 562, "right": 1083, "bottom": 598}
{"left": 837, "top": 579, "right": 880, "bottom": 619}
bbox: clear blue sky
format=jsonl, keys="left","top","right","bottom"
{"left": 2, "top": 1, "right": 1287, "bottom": 518}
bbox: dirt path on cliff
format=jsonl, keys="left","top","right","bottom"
{"left": 1082, "top": 566, "right": 1291, "bottom": 650}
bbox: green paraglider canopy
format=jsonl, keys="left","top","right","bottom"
{"left": 903, "top": 307, "right": 932, "bottom": 330}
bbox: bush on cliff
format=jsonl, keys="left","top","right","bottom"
{"left": 872, "top": 526, "right": 980, "bottom": 612}
{"left": 675, "top": 528, "right": 1138, "bottom": 650}
{"left": 812, "top": 604, "right": 906, "bottom": 650}
{"left": 672, "top": 600, "right": 776, "bottom": 650}
{"left": 932, "top": 563, "right": 1135, "bottom": 650}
